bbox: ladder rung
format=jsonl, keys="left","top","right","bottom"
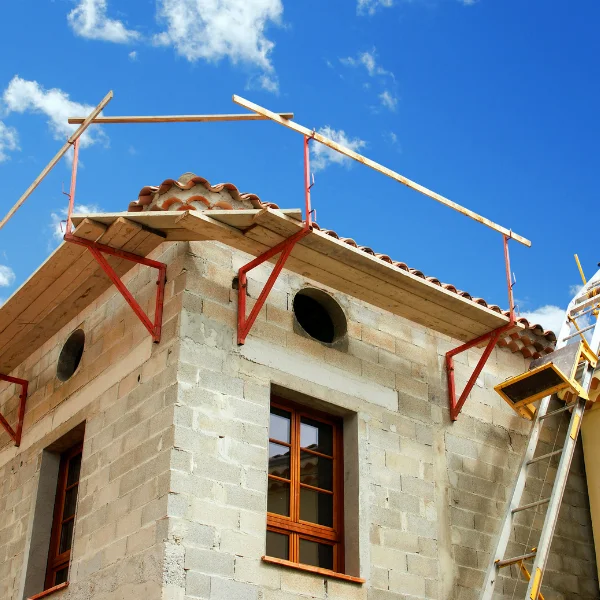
{"left": 563, "top": 323, "right": 596, "bottom": 341}
{"left": 527, "top": 448, "right": 563, "bottom": 465}
{"left": 571, "top": 304, "right": 600, "bottom": 320}
{"left": 539, "top": 402, "right": 576, "bottom": 420}
{"left": 496, "top": 551, "right": 537, "bottom": 568}
{"left": 512, "top": 498, "right": 550, "bottom": 514}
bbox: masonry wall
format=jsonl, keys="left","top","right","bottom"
{"left": 0, "top": 241, "right": 187, "bottom": 600}
{"left": 167, "top": 240, "right": 599, "bottom": 600}
{"left": 0, "top": 237, "right": 597, "bottom": 600}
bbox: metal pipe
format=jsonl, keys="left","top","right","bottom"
{"left": 512, "top": 497, "right": 550, "bottom": 514}
{"left": 496, "top": 552, "right": 537, "bottom": 568}
{"left": 563, "top": 323, "right": 595, "bottom": 342}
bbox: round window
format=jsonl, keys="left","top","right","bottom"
{"left": 57, "top": 329, "right": 85, "bottom": 382}
{"left": 293, "top": 289, "right": 347, "bottom": 344}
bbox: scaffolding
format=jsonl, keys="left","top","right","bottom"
{"left": 0, "top": 91, "right": 530, "bottom": 445}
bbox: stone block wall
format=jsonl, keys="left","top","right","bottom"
{"left": 166, "top": 240, "right": 598, "bottom": 600}
{"left": 0, "top": 241, "right": 187, "bottom": 600}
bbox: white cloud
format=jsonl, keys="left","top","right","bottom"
{"left": 154, "top": 0, "right": 283, "bottom": 89}
{"left": 357, "top": 0, "right": 393, "bottom": 15}
{"left": 129, "top": 50, "right": 138, "bottom": 61}
{"left": 68, "top": 0, "right": 140, "bottom": 43}
{"left": 2, "top": 77, "right": 107, "bottom": 149}
{"left": 310, "top": 127, "right": 367, "bottom": 172}
{"left": 379, "top": 90, "right": 397, "bottom": 111}
{"left": 386, "top": 131, "right": 398, "bottom": 144}
{"left": 0, "top": 265, "right": 15, "bottom": 287}
{"left": 340, "top": 48, "right": 391, "bottom": 78}
{"left": 50, "top": 204, "right": 103, "bottom": 244}
{"left": 520, "top": 305, "right": 566, "bottom": 335}
{"left": 0, "top": 122, "right": 19, "bottom": 162}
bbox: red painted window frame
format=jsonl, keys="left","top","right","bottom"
{"left": 45, "top": 443, "right": 83, "bottom": 589}
{"left": 267, "top": 396, "right": 345, "bottom": 573}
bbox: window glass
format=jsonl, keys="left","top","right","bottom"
{"left": 300, "top": 417, "right": 333, "bottom": 456}
{"left": 267, "top": 480, "right": 290, "bottom": 517}
{"left": 59, "top": 520, "right": 74, "bottom": 554}
{"left": 266, "top": 531, "right": 289, "bottom": 560}
{"left": 270, "top": 407, "right": 291, "bottom": 443}
{"left": 300, "top": 487, "right": 334, "bottom": 527}
{"left": 67, "top": 453, "right": 82, "bottom": 487}
{"left": 55, "top": 567, "right": 69, "bottom": 585}
{"left": 269, "top": 443, "right": 291, "bottom": 479}
{"left": 299, "top": 539, "right": 334, "bottom": 570}
{"left": 300, "top": 452, "right": 333, "bottom": 491}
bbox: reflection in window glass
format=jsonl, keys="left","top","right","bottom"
{"left": 266, "top": 531, "right": 289, "bottom": 560}
{"left": 299, "top": 538, "right": 334, "bottom": 570}
{"left": 270, "top": 407, "right": 291, "bottom": 443}
{"left": 269, "top": 443, "right": 291, "bottom": 479}
{"left": 268, "top": 479, "right": 290, "bottom": 517}
{"left": 300, "top": 417, "right": 333, "bottom": 455}
{"left": 300, "top": 451, "right": 333, "bottom": 491}
{"left": 300, "top": 487, "right": 333, "bottom": 527}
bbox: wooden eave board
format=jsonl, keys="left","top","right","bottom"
{"left": 75, "top": 209, "right": 515, "bottom": 341}
{"left": 0, "top": 218, "right": 164, "bottom": 373}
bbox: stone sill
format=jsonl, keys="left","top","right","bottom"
{"left": 28, "top": 582, "right": 69, "bottom": 600}
{"left": 262, "top": 556, "right": 365, "bottom": 584}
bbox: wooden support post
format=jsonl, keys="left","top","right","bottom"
{"left": 68, "top": 112, "right": 294, "bottom": 124}
{"left": 232, "top": 94, "right": 531, "bottom": 247}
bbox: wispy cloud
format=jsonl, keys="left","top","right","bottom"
{"left": 154, "top": 0, "right": 283, "bottom": 93}
{"left": 311, "top": 127, "right": 367, "bottom": 172}
{"left": 68, "top": 0, "right": 140, "bottom": 43}
{"left": 128, "top": 50, "right": 138, "bottom": 61}
{"left": 50, "top": 204, "right": 103, "bottom": 245}
{"left": 379, "top": 90, "right": 398, "bottom": 111}
{"left": 2, "top": 77, "right": 108, "bottom": 150}
{"left": 357, "top": 0, "right": 393, "bottom": 15}
{"left": 385, "top": 131, "right": 398, "bottom": 145}
{"left": 0, "top": 265, "right": 15, "bottom": 288}
{"left": 0, "top": 122, "right": 19, "bottom": 162}
{"left": 519, "top": 305, "right": 565, "bottom": 335}
{"left": 340, "top": 48, "right": 391, "bottom": 78}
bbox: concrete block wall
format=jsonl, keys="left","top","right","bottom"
{"left": 166, "top": 240, "right": 599, "bottom": 600}
{"left": 0, "top": 241, "right": 187, "bottom": 600}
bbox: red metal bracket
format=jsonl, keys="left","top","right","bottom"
{"left": 446, "top": 234, "right": 517, "bottom": 420}
{"left": 0, "top": 374, "right": 28, "bottom": 446}
{"left": 64, "top": 234, "right": 167, "bottom": 343}
{"left": 237, "top": 136, "right": 314, "bottom": 345}
{"left": 63, "top": 137, "right": 166, "bottom": 343}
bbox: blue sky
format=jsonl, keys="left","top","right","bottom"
{"left": 0, "top": 0, "right": 599, "bottom": 334}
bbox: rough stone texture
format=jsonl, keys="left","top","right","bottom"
{"left": 0, "top": 238, "right": 597, "bottom": 600}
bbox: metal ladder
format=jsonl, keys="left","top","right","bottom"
{"left": 479, "top": 274, "right": 600, "bottom": 600}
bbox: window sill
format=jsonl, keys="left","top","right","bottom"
{"left": 28, "top": 583, "right": 69, "bottom": 600}
{"left": 262, "top": 556, "right": 365, "bottom": 584}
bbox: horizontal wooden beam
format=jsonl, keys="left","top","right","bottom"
{"left": 232, "top": 94, "right": 531, "bottom": 248}
{"left": 0, "top": 91, "right": 114, "bottom": 232}
{"left": 68, "top": 112, "right": 293, "bottom": 124}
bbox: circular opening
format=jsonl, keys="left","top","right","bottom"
{"left": 57, "top": 329, "right": 85, "bottom": 382}
{"left": 293, "top": 289, "right": 347, "bottom": 344}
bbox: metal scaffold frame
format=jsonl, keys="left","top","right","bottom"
{"left": 0, "top": 91, "right": 530, "bottom": 446}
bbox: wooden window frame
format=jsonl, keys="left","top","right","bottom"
{"left": 267, "top": 396, "right": 345, "bottom": 574}
{"left": 44, "top": 443, "right": 83, "bottom": 590}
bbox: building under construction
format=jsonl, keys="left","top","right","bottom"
{"left": 0, "top": 94, "right": 599, "bottom": 600}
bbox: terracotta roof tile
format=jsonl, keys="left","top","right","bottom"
{"left": 129, "top": 173, "right": 556, "bottom": 358}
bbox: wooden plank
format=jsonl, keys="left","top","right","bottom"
{"left": 0, "top": 219, "right": 107, "bottom": 334}
{"left": 244, "top": 223, "right": 495, "bottom": 339}
{"left": 204, "top": 208, "right": 302, "bottom": 228}
{"left": 232, "top": 95, "right": 531, "bottom": 248}
{"left": 68, "top": 112, "right": 294, "bottom": 124}
{"left": 0, "top": 219, "right": 145, "bottom": 366}
{"left": 0, "top": 92, "right": 113, "bottom": 231}
{"left": 252, "top": 209, "right": 513, "bottom": 330}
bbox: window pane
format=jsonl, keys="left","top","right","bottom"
{"left": 267, "top": 479, "right": 290, "bottom": 517}
{"left": 59, "top": 519, "right": 75, "bottom": 554}
{"left": 300, "top": 417, "right": 333, "bottom": 456}
{"left": 55, "top": 566, "right": 69, "bottom": 585}
{"left": 67, "top": 454, "right": 82, "bottom": 487}
{"left": 300, "top": 487, "right": 333, "bottom": 527}
{"left": 269, "top": 443, "right": 290, "bottom": 479}
{"left": 299, "top": 538, "right": 334, "bottom": 570}
{"left": 270, "top": 407, "right": 291, "bottom": 443}
{"left": 63, "top": 486, "right": 78, "bottom": 519}
{"left": 300, "top": 451, "right": 333, "bottom": 491}
{"left": 266, "top": 531, "right": 289, "bottom": 560}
